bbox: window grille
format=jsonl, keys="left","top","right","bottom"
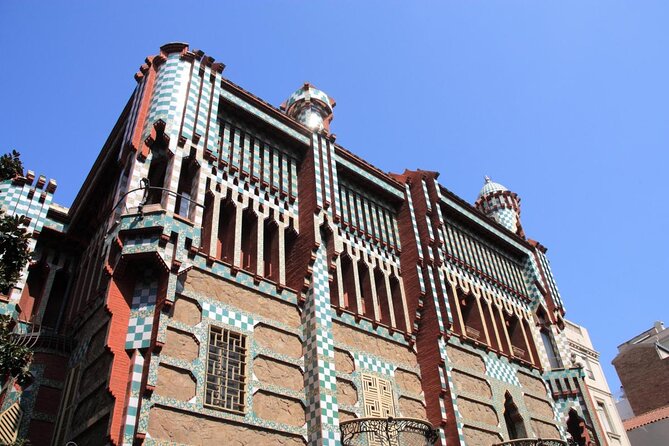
{"left": 205, "top": 326, "right": 247, "bottom": 413}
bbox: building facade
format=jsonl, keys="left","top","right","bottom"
{"left": 565, "top": 320, "right": 630, "bottom": 446}
{"left": 613, "top": 321, "right": 669, "bottom": 446}
{"left": 0, "top": 43, "right": 608, "bottom": 446}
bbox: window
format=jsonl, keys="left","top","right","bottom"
{"left": 541, "top": 329, "right": 562, "bottom": 369}
{"left": 205, "top": 326, "right": 247, "bottom": 413}
{"left": 503, "top": 393, "right": 527, "bottom": 440}
{"left": 596, "top": 401, "right": 615, "bottom": 434}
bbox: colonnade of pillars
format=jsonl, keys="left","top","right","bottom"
{"left": 445, "top": 272, "right": 540, "bottom": 367}
{"left": 201, "top": 191, "right": 291, "bottom": 286}
{"left": 329, "top": 249, "right": 410, "bottom": 334}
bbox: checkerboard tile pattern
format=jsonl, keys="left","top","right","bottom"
{"left": 126, "top": 317, "right": 153, "bottom": 349}
{"left": 353, "top": 353, "right": 395, "bottom": 377}
{"left": 440, "top": 338, "right": 464, "bottom": 445}
{"left": 302, "top": 241, "right": 340, "bottom": 445}
{"left": 484, "top": 354, "right": 521, "bottom": 386}
{"left": 122, "top": 352, "right": 145, "bottom": 446}
{"left": 125, "top": 271, "right": 158, "bottom": 349}
{"left": 202, "top": 301, "right": 254, "bottom": 332}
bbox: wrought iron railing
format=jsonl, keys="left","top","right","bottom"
{"left": 493, "top": 439, "right": 567, "bottom": 446}
{"left": 340, "top": 417, "right": 438, "bottom": 446}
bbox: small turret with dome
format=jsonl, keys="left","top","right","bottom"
{"left": 474, "top": 176, "right": 525, "bottom": 237}
{"left": 282, "top": 82, "right": 336, "bottom": 133}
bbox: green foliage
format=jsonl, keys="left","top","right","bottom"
{"left": 0, "top": 315, "right": 32, "bottom": 382}
{"left": 0, "top": 211, "right": 30, "bottom": 295}
{"left": 0, "top": 150, "right": 23, "bottom": 181}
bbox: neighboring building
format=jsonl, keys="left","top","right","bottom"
{"left": 565, "top": 320, "right": 631, "bottom": 446}
{"left": 0, "top": 43, "right": 608, "bottom": 446}
{"left": 613, "top": 321, "right": 669, "bottom": 417}
{"left": 612, "top": 322, "right": 669, "bottom": 446}
{"left": 623, "top": 405, "right": 669, "bottom": 446}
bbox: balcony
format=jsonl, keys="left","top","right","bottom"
{"left": 340, "top": 417, "right": 438, "bottom": 445}
{"left": 493, "top": 439, "right": 567, "bottom": 446}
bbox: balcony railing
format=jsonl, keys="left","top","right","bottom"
{"left": 493, "top": 439, "right": 567, "bottom": 446}
{"left": 340, "top": 417, "right": 438, "bottom": 446}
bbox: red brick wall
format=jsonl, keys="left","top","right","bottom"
{"left": 613, "top": 343, "right": 669, "bottom": 415}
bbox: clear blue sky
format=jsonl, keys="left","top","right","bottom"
{"left": 1, "top": 1, "right": 667, "bottom": 392}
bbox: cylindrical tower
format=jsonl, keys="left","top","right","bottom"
{"left": 282, "top": 82, "right": 335, "bottom": 132}
{"left": 474, "top": 176, "right": 524, "bottom": 237}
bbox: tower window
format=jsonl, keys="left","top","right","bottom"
{"left": 541, "top": 328, "right": 562, "bottom": 369}
{"left": 205, "top": 326, "right": 247, "bottom": 413}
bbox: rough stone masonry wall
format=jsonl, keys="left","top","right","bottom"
{"left": 142, "top": 268, "right": 306, "bottom": 444}
{"left": 332, "top": 321, "right": 427, "bottom": 421}
{"left": 446, "top": 340, "right": 561, "bottom": 446}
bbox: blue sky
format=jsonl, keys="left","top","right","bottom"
{"left": 1, "top": 1, "right": 667, "bottom": 392}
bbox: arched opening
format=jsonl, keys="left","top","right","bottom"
{"left": 322, "top": 228, "right": 339, "bottom": 306}
{"left": 174, "top": 155, "right": 200, "bottom": 219}
{"left": 503, "top": 392, "right": 527, "bottom": 440}
{"left": 389, "top": 276, "right": 407, "bottom": 332}
{"left": 216, "top": 197, "right": 236, "bottom": 263}
{"left": 201, "top": 190, "right": 214, "bottom": 254}
{"left": 540, "top": 328, "right": 561, "bottom": 369}
{"left": 506, "top": 315, "right": 530, "bottom": 362}
{"left": 374, "top": 269, "right": 391, "bottom": 326}
{"left": 340, "top": 253, "right": 357, "bottom": 313}
{"left": 537, "top": 309, "right": 562, "bottom": 369}
{"left": 240, "top": 208, "right": 258, "bottom": 273}
{"left": 357, "top": 260, "right": 374, "bottom": 320}
{"left": 145, "top": 143, "right": 169, "bottom": 205}
{"left": 481, "top": 302, "right": 501, "bottom": 351}
{"left": 18, "top": 262, "right": 49, "bottom": 324}
{"left": 460, "top": 292, "right": 485, "bottom": 342}
{"left": 42, "top": 269, "right": 71, "bottom": 331}
{"left": 447, "top": 285, "right": 463, "bottom": 335}
{"left": 283, "top": 228, "right": 298, "bottom": 287}
{"left": 263, "top": 220, "right": 279, "bottom": 282}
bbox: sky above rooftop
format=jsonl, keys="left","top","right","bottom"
{"left": 1, "top": 1, "right": 667, "bottom": 393}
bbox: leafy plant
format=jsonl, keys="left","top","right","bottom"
{"left": 0, "top": 314, "right": 32, "bottom": 383}
{"left": 0, "top": 211, "right": 30, "bottom": 295}
{"left": 0, "top": 150, "right": 23, "bottom": 181}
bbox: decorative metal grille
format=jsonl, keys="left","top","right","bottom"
{"left": 340, "top": 417, "right": 438, "bottom": 446}
{"left": 205, "top": 326, "right": 247, "bottom": 413}
{"left": 361, "top": 373, "right": 395, "bottom": 419}
{"left": 0, "top": 401, "right": 23, "bottom": 445}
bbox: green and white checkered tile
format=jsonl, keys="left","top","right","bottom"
{"left": 126, "top": 316, "right": 153, "bottom": 349}
{"left": 353, "top": 353, "right": 395, "bottom": 376}
{"left": 484, "top": 354, "right": 520, "bottom": 386}
{"left": 122, "top": 352, "right": 145, "bottom": 446}
{"left": 440, "top": 339, "right": 464, "bottom": 445}
{"left": 302, "top": 241, "right": 340, "bottom": 445}
{"left": 125, "top": 272, "right": 158, "bottom": 349}
{"left": 201, "top": 301, "right": 254, "bottom": 332}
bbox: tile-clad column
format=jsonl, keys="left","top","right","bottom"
{"left": 120, "top": 351, "right": 145, "bottom": 446}
{"left": 303, "top": 240, "right": 340, "bottom": 446}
